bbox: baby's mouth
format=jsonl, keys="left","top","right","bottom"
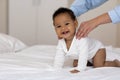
{"left": 62, "top": 31, "right": 70, "bottom": 35}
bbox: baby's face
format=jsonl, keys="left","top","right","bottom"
{"left": 54, "top": 13, "right": 78, "bottom": 40}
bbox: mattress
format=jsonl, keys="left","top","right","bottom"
{"left": 0, "top": 45, "right": 120, "bottom": 80}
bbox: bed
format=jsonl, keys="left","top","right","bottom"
{"left": 0, "top": 33, "right": 120, "bottom": 80}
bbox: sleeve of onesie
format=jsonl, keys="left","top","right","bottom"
{"left": 75, "top": 38, "right": 89, "bottom": 72}
{"left": 53, "top": 41, "right": 65, "bottom": 69}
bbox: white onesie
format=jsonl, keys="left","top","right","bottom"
{"left": 54, "top": 36, "right": 104, "bottom": 71}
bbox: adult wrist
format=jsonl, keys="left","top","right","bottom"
{"left": 96, "top": 13, "right": 111, "bottom": 26}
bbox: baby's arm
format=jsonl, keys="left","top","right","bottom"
{"left": 54, "top": 49, "right": 65, "bottom": 69}
{"left": 71, "top": 38, "right": 89, "bottom": 73}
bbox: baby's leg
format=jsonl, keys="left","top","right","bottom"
{"left": 73, "top": 59, "right": 78, "bottom": 67}
{"left": 73, "top": 60, "right": 93, "bottom": 67}
{"left": 114, "top": 59, "right": 120, "bottom": 67}
{"left": 93, "top": 48, "right": 120, "bottom": 67}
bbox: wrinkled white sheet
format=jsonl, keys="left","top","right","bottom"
{"left": 0, "top": 45, "right": 120, "bottom": 80}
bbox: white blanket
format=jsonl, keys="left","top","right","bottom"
{"left": 0, "top": 45, "right": 120, "bottom": 80}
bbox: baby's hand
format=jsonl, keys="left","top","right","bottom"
{"left": 70, "top": 69, "right": 80, "bottom": 73}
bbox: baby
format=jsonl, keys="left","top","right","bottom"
{"left": 52, "top": 7, "right": 120, "bottom": 73}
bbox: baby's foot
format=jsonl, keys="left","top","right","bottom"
{"left": 114, "top": 59, "right": 120, "bottom": 67}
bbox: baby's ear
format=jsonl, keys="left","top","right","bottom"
{"left": 75, "top": 20, "right": 78, "bottom": 28}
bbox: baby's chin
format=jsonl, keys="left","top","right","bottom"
{"left": 58, "top": 36, "right": 63, "bottom": 39}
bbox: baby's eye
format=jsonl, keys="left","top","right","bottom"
{"left": 65, "top": 23, "right": 70, "bottom": 25}
{"left": 56, "top": 25, "right": 61, "bottom": 28}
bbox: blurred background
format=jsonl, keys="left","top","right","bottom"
{"left": 0, "top": 0, "right": 120, "bottom": 47}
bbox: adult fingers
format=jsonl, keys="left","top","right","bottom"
{"left": 76, "top": 28, "right": 84, "bottom": 39}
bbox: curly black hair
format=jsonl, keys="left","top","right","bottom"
{"left": 53, "top": 7, "right": 76, "bottom": 21}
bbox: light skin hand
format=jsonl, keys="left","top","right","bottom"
{"left": 70, "top": 69, "right": 80, "bottom": 73}
{"left": 76, "top": 13, "right": 112, "bottom": 39}
{"left": 76, "top": 18, "right": 98, "bottom": 39}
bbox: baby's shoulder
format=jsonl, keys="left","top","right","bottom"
{"left": 75, "top": 37, "right": 89, "bottom": 42}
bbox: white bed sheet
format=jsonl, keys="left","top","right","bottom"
{"left": 0, "top": 45, "right": 120, "bottom": 80}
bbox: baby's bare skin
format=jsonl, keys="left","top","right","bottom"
{"left": 114, "top": 59, "right": 120, "bottom": 67}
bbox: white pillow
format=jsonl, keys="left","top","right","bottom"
{"left": 0, "top": 33, "right": 27, "bottom": 53}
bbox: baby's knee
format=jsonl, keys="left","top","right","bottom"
{"left": 73, "top": 59, "right": 78, "bottom": 67}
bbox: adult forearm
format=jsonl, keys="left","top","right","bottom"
{"left": 95, "top": 13, "right": 112, "bottom": 26}
{"left": 76, "top": 13, "right": 112, "bottom": 39}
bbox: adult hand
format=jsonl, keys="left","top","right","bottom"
{"left": 76, "top": 18, "right": 98, "bottom": 39}
{"left": 76, "top": 13, "right": 111, "bottom": 39}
